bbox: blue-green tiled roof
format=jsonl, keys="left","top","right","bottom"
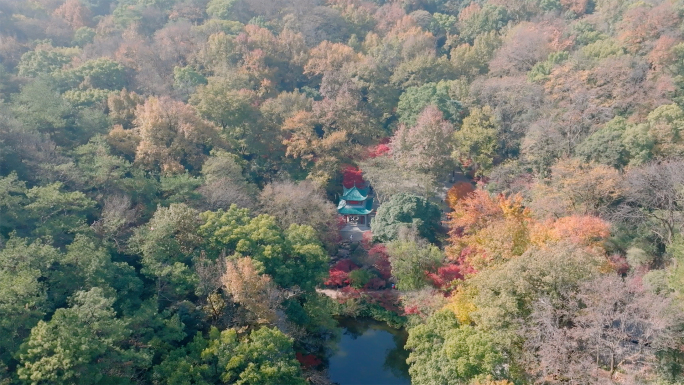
{"left": 341, "top": 186, "right": 368, "bottom": 201}
{"left": 337, "top": 196, "right": 374, "bottom": 215}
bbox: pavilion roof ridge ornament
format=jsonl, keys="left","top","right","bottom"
{"left": 341, "top": 185, "right": 369, "bottom": 201}
{"left": 338, "top": 181, "right": 375, "bottom": 217}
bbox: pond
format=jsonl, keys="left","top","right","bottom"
{"left": 328, "top": 318, "right": 411, "bottom": 385}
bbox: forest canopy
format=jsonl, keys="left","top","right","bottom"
{"left": 2, "top": 0, "right": 684, "bottom": 384}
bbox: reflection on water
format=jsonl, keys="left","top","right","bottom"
{"left": 328, "top": 318, "right": 411, "bottom": 385}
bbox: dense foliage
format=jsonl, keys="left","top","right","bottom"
{"left": 3, "top": 0, "right": 684, "bottom": 384}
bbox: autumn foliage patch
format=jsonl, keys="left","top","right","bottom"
{"left": 368, "top": 244, "right": 392, "bottom": 279}
{"left": 342, "top": 165, "right": 365, "bottom": 188}
{"left": 324, "top": 259, "right": 359, "bottom": 287}
{"left": 425, "top": 264, "right": 464, "bottom": 288}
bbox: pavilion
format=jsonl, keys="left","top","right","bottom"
{"left": 337, "top": 184, "right": 374, "bottom": 226}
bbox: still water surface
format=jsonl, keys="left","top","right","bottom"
{"left": 328, "top": 318, "right": 411, "bottom": 385}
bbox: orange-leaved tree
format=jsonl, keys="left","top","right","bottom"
{"left": 133, "top": 97, "right": 222, "bottom": 174}
{"left": 445, "top": 181, "right": 475, "bottom": 209}
{"left": 447, "top": 189, "right": 611, "bottom": 273}
{"left": 446, "top": 190, "right": 530, "bottom": 271}
{"left": 222, "top": 257, "right": 281, "bottom": 325}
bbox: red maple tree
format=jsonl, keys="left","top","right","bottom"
{"left": 324, "top": 259, "right": 359, "bottom": 287}
{"left": 342, "top": 165, "right": 365, "bottom": 188}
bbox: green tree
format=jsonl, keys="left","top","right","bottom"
{"left": 0, "top": 173, "right": 27, "bottom": 236}
{"left": 0, "top": 64, "right": 11, "bottom": 98}
{"left": 284, "top": 224, "right": 335, "bottom": 282}
{"left": 51, "top": 235, "right": 142, "bottom": 311}
{"left": 386, "top": 239, "right": 443, "bottom": 290}
{"left": 405, "top": 310, "right": 506, "bottom": 385}
{"left": 189, "top": 80, "right": 258, "bottom": 131}
{"left": 580, "top": 38, "right": 624, "bottom": 59}
{"left": 396, "top": 81, "right": 464, "bottom": 126}
{"left": 17, "top": 288, "right": 145, "bottom": 384}
{"left": 528, "top": 51, "right": 569, "bottom": 83}
{"left": 12, "top": 80, "right": 109, "bottom": 148}
{"left": 576, "top": 116, "right": 629, "bottom": 168}
{"left": 642, "top": 104, "right": 684, "bottom": 159}
{"left": 622, "top": 121, "right": 654, "bottom": 166}
{"left": 453, "top": 106, "right": 499, "bottom": 176}
{"left": 189, "top": 80, "right": 260, "bottom": 152}
{"left": 63, "top": 90, "right": 114, "bottom": 108}
{"left": 173, "top": 65, "right": 208, "bottom": 100}
{"left": 159, "top": 173, "right": 203, "bottom": 205}
{"left": 25, "top": 182, "right": 96, "bottom": 244}
{"left": 156, "top": 326, "right": 307, "bottom": 385}
{"left": 663, "top": 236, "right": 684, "bottom": 295}
{"left": 458, "top": 5, "right": 510, "bottom": 44}
{"left": 463, "top": 243, "right": 603, "bottom": 331}
{"left": 390, "top": 55, "right": 455, "bottom": 90}
{"left": 112, "top": 1, "right": 143, "bottom": 28}
{"left": 129, "top": 204, "right": 202, "bottom": 295}
{"left": 348, "top": 269, "right": 374, "bottom": 288}
{"left": 55, "top": 58, "right": 127, "bottom": 92}
{"left": 73, "top": 136, "right": 134, "bottom": 195}
{"left": 430, "top": 13, "right": 458, "bottom": 36}
{"left": 124, "top": 299, "right": 187, "bottom": 364}
{"left": 153, "top": 332, "right": 214, "bottom": 385}
{"left": 200, "top": 206, "right": 328, "bottom": 290}
{"left": 372, "top": 193, "right": 442, "bottom": 243}
{"left": 72, "top": 27, "right": 96, "bottom": 47}
{"left": 17, "top": 49, "right": 74, "bottom": 78}
{"left": 0, "top": 237, "right": 59, "bottom": 369}
{"left": 12, "top": 80, "right": 74, "bottom": 143}
{"left": 450, "top": 31, "right": 502, "bottom": 79}
{"left": 209, "top": 327, "right": 307, "bottom": 385}
{"left": 206, "top": 0, "right": 240, "bottom": 21}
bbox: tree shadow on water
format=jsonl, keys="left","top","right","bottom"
{"left": 383, "top": 333, "right": 411, "bottom": 379}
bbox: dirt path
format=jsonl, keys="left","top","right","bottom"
{"left": 316, "top": 288, "right": 345, "bottom": 299}
{"left": 316, "top": 289, "right": 399, "bottom": 299}
{"left": 316, "top": 288, "right": 402, "bottom": 299}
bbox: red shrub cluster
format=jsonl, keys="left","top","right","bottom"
{"left": 296, "top": 352, "right": 322, "bottom": 368}
{"left": 334, "top": 259, "right": 359, "bottom": 272}
{"left": 332, "top": 285, "right": 400, "bottom": 312}
{"left": 425, "top": 264, "right": 464, "bottom": 288}
{"left": 324, "top": 259, "right": 359, "bottom": 287}
{"left": 452, "top": 246, "right": 479, "bottom": 276}
{"left": 368, "top": 244, "right": 392, "bottom": 279}
{"left": 325, "top": 270, "right": 350, "bottom": 287}
{"left": 403, "top": 305, "right": 421, "bottom": 315}
{"left": 364, "top": 277, "right": 387, "bottom": 290}
{"left": 368, "top": 143, "right": 391, "bottom": 158}
{"left": 366, "top": 290, "right": 402, "bottom": 313}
